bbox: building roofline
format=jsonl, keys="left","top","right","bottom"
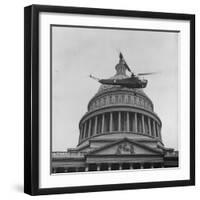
{"left": 77, "top": 132, "right": 163, "bottom": 147}
{"left": 87, "top": 137, "right": 163, "bottom": 155}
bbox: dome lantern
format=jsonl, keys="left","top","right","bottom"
{"left": 115, "top": 53, "right": 127, "bottom": 76}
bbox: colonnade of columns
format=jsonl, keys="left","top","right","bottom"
{"left": 85, "top": 162, "right": 164, "bottom": 171}
{"left": 80, "top": 111, "right": 161, "bottom": 141}
{"left": 53, "top": 162, "right": 164, "bottom": 173}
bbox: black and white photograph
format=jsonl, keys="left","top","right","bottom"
{"left": 24, "top": 5, "right": 195, "bottom": 195}
{"left": 51, "top": 25, "right": 179, "bottom": 174}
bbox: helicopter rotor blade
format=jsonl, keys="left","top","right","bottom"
{"left": 137, "top": 72, "right": 158, "bottom": 76}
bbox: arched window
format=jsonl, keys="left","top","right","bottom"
{"left": 115, "top": 96, "right": 118, "bottom": 104}
{"left": 110, "top": 96, "right": 112, "bottom": 104}
{"left": 128, "top": 96, "right": 131, "bottom": 104}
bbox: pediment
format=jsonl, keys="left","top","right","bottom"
{"left": 88, "top": 138, "right": 162, "bottom": 156}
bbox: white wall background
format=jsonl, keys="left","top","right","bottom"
{"left": 0, "top": 0, "right": 199, "bottom": 199}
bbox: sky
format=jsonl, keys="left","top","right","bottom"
{"left": 52, "top": 26, "right": 179, "bottom": 151}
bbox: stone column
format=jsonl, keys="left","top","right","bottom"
{"left": 127, "top": 112, "right": 130, "bottom": 132}
{"left": 97, "top": 164, "right": 100, "bottom": 171}
{"left": 78, "top": 126, "right": 82, "bottom": 142}
{"left": 94, "top": 116, "right": 97, "bottom": 135}
{"left": 153, "top": 121, "right": 156, "bottom": 137}
{"left": 83, "top": 122, "right": 87, "bottom": 139}
{"left": 158, "top": 125, "right": 162, "bottom": 140}
{"left": 52, "top": 168, "right": 56, "bottom": 173}
{"left": 156, "top": 123, "right": 159, "bottom": 138}
{"left": 110, "top": 112, "right": 113, "bottom": 132}
{"left": 118, "top": 112, "right": 121, "bottom": 131}
{"left": 64, "top": 168, "right": 68, "bottom": 173}
{"left": 134, "top": 113, "right": 138, "bottom": 133}
{"left": 119, "top": 164, "right": 122, "bottom": 170}
{"left": 88, "top": 119, "right": 92, "bottom": 137}
{"left": 81, "top": 125, "right": 84, "bottom": 139}
{"left": 101, "top": 114, "right": 105, "bottom": 133}
{"left": 142, "top": 115, "right": 145, "bottom": 134}
{"left": 148, "top": 117, "right": 152, "bottom": 136}
{"left": 130, "top": 163, "right": 133, "bottom": 169}
{"left": 140, "top": 163, "right": 144, "bottom": 169}
{"left": 85, "top": 165, "right": 89, "bottom": 172}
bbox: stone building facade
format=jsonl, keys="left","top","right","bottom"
{"left": 52, "top": 56, "right": 178, "bottom": 173}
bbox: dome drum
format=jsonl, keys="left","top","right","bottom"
{"left": 80, "top": 106, "right": 161, "bottom": 128}
{"left": 78, "top": 109, "right": 162, "bottom": 146}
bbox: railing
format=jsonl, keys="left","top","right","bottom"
{"left": 52, "top": 151, "right": 85, "bottom": 158}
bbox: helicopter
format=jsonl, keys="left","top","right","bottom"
{"left": 89, "top": 52, "right": 156, "bottom": 89}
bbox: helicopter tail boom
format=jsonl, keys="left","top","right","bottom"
{"left": 89, "top": 74, "right": 100, "bottom": 81}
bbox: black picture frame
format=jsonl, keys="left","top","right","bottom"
{"left": 24, "top": 4, "right": 195, "bottom": 196}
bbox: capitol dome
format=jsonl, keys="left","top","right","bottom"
{"left": 78, "top": 56, "right": 162, "bottom": 147}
